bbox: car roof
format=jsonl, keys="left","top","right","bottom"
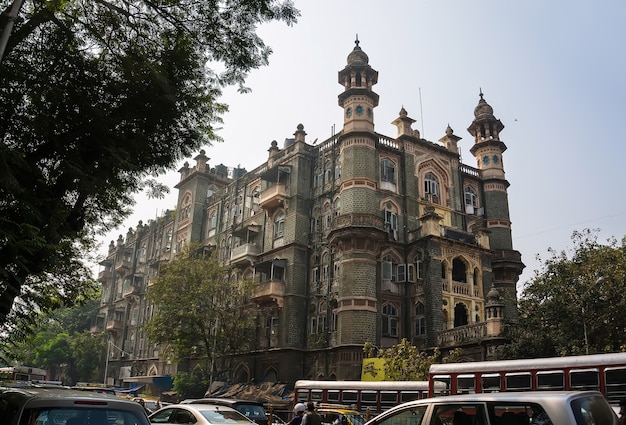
{"left": 402, "top": 390, "right": 602, "bottom": 404}
{"left": 1, "top": 386, "right": 147, "bottom": 410}
{"left": 182, "top": 398, "right": 265, "bottom": 406}
{"left": 150, "top": 403, "right": 253, "bottom": 417}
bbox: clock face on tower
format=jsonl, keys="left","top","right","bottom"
{"left": 355, "top": 105, "right": 364, "bottom": 115}
{"left": 346, "top": 107, "right": 352, "bottom": 117}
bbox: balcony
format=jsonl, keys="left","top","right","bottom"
{"left": 251, "top": 280, "right": 285, "bottom": 308}
{"left": 115, "top": 259, "right": 131, "bottom": 273}
{"left": 106, "top": 320, "right": 123, "bottom": 331}
{"left": 443, "top": 280, "right": 481, "bottom": 297}
{"left": 230, "top": 243, "right": 260, "bottom": 265}
{"left": 123, "top": 285, "right": 140, "bottom": 298}
{"left": 437, "top": 322, "right": 487, "bottom": 347}
{"left": 98, "top": 269, "right": 112, "bottom": 281}
{"left": 259, "top": 183, "right": 287, "bottom": 211}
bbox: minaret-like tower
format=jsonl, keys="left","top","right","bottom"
{"left": 468, "top": 92, "right": 524, "bottom": 320}
{"left": 337, "top": 36, "right": 379, "bottom": 133}
{"left": 329, "top": 39, "right": 383, "bottom": 363}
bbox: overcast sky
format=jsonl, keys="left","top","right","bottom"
{"left": 98, "top": 0, "right": 626, "bottom": 293}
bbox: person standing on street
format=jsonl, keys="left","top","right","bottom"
{"left": 301, "top": 402, "right": 321, "bottom": 425}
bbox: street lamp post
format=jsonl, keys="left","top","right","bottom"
{"left": 578, "top": 276, "right": 605, "bottom": 356}
{"left": 103, "top": 339, "right": 126, "bottom": 386}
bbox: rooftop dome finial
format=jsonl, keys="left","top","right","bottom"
{"left": 355, "top": 34, "right": 359, "bottom": 47}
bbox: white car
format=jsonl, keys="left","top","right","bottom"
{"left": 150, "top": 403, "right": 257, "bottom": 425}
{"left": 363, "top": 391, "right": 617, "bottom": 425}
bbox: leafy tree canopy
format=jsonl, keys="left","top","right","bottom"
{"left": 0, "top": 0, "right": 299, "bottom": 329}
{"left": 144, "top": 243, "right": 256, "bottom": 382}
{"left": 1, "top": 288, "right": 105, "bottom": 384}
{"left": 363, "top": 339, "right": 462, "bottom": 381}
{"left": 497, "top": 229, "right": 626, "bottom": 359}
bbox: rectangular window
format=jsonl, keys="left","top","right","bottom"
{"left": 397, "top": 264, "right": 407, "bottom": 282}
{"left": 536, "top": 371, "right": 564, "bottom": 390}
{"left": 382, "top": 261, "right": 392, "bottom": 280}
{"left": 407, "top": 264, "right": 415, "bottom": 282}
{"left": 481, "top": 374, "right": 502, "bottom": 393}
{"left": 505, "top": 372, "right": 531, "bottom": 390}
{"left": 311, "top": 267, "right": 320, "bottom": 283}
{"left": 570, "top": 368, "right": 599, "bottom": 390}
{"left": 384, "top": 210, "right": 398, "bottom": 230}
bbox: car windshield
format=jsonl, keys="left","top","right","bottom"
{"left": 235, "top": 404, "right": 267, "bottom": 420}
{"left": 571, "top": 395, "right": 618, "bottom": 425}
{"left": 345, "top": 413, "right": 365, "bottom": 425}
{"left": 200, "top": 409, "right": 254, "bottom": 424}
{"left": 24, "top": 407, "right": 148, "bottom": 425}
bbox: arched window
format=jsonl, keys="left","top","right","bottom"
{"left": 382, "top": 303, "right": 398, "bottom": 337}
{"left": 413, "top": 252, "right": 424, "bottom": 280}
{"left": 452, "top": 257, "right": 467, "bottom": 283}
{"left": 454, "top": 302, "right": 469, "bottom": 327}
{"left": 274, "top": 211, "right": 285, "bottom": 238}
{"left": 424, "top": 172, "right": 440, "bottom": 203}
{"left": 415, "top": 302, "right": 426, "bottom": 336}
{"left": 333, "top": 198, "right": 341, "bottom": 217}
{"left": 380, "top": 158, "right": 396, "bottom": 183}
{"left": 209, "top": 210, "right": 217, "bottom": 229}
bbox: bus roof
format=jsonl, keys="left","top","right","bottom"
{"left": 294, "top": 380, "right": 430, "bottom": 390}
{"left": 429, "top": 352, "right": 626, "bottom": 375}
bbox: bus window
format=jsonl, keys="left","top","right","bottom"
{"left": 379, "top": 391, "right": 398, "bottom": 409}
{"left": 361, "top": 391, "right": 377, "bottom": 413}
{"left": 605, "top": 367, "right": 626, "bottom": 404}
{"left": 328, "top": 390, "right": 340, "bottom": 403}
{"left": 432, "top": 375, "right": 450, "bottom": 396}
{"left": 536, "top": 370, "right": 564, "bottom": 390}
{"left": 311, "top": 389, "right": 323, "bottom": 402}
{"left": 342, "top": 390, "right": 358, "bottom": 405}
{"left": 570, "top": 368, "right": 599, "bottom": 390}
{"left": 457, "top": 374, "right": 476, "bottom": 394}
{"left": 297, "top": 389, "right": 309, "bottom": 403}
{"left": 481, "top": 373, "right": 501, "bottom": 393}
{"left": 505, "top": 372, "right": 531, "bottom": 391}
{"left": 399, "top": 391, "right": 419, "bottom": 403}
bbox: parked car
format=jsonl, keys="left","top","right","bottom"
{"left": 0, "top": 386, "right": 151, "bottom": 425}
{"left": 181, "top": 397, "right": 269, "bottom": 425}
{"left": 363, "top": 391, "right": 617, "bottom": 425}
{"left": 149, "top": 403, "right": 256, "bottom": 425}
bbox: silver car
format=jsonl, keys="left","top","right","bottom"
{"left": 363, "top": 391, "right": 617, "bottom": 425}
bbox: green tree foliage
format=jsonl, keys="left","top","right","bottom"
{"left": 497, "top": 229, "right": 626, "bottom": 358}
{"left": 144, "top": 244, "right": 256, "bottom": 383}
{"left": 173, "top": 369, "right": 211, "bottom": 400}
{"left": 363, "top": 339, "right": 462, "bottom": 381}
{"left": 0, "top": 0, "right": 299, "bottom": 328}
{"left": 1, "top": 290, "right": 105, "bottom": 384}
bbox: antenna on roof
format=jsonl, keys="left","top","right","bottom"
{"left": 419, "top": 87, "right": 425, "bottom": 139}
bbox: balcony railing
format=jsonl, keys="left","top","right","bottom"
{"left": 123, "top": 285, "right": 140, "bottom": 298}
{"left": 259, "top": 183, "right": 287, "bottom": 210}
{"left": 98, "top": 269, "right": 112, "bottom": 281}
{"left": 230, "top": 243, "right": 260, "bottom": 262}
{"left": 115, "top": 259, "right": 131, "bottom": 272}
{"left": 251, "top": 280, "right": 285, "bottom": 307}
{"left": 442, "top": 280, "right": 481, "bottom": 297}
{"left": 106, "top": 320, "right": 123, "bottom": 331}
{"left": 437, "top": 322, "right": 487, "bottom": 347}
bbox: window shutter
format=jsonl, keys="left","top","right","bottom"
{"left": 382, "top": 261, "right": 392, "bottom": 280}
{"left": 397, "top": 264, "right": 407, "bottom": 282}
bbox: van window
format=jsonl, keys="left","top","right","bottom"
{"left": 24, "top": 407, "right": 146, "bottom": 425}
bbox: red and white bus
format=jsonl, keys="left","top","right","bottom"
{"left": 0, "top": 366, "right": 47, "bottom": 382}
{"left": 428, "top": 352, "right": 626, "bottom": 406}
{"left": 293, "top": 380, "right": 438, "bottom": 416}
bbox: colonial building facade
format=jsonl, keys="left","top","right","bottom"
{"left": 92, "top": 40, "right": 524, "bottom": 388}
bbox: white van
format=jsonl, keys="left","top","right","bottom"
{"left": 364, "top": 391, "right": 617, "bottom": 425}
{"left": 0, "top": 386, "right": 151, "bottom": 425}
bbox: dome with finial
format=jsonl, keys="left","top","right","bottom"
{"left": 399, "top": 106, "right": 408, "bottom": 117}
{"left": 445, "top": 124, "right": 454, "bottom": 136}
{"left": 347, "top": 36, "right": 369, "bottom": 66}
{"left": 487, "top": 285, "right": 501, "bottom": 304}
{"left": 474, "top": 90, "right": 494, "bottom": 118}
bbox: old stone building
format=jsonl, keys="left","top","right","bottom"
{"left": 92, "top": 40, "right": 524, "bottom": 388}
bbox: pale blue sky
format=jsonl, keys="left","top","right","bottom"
{"left": 100, "top": 0, "right": 626, "bottom": 292}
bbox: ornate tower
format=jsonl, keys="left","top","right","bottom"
{"left": 328, "top": 39, "right": 383, "bottom": 360}
{"left": 337, "top": 37, "right": 379, "bottom": 133}
{"left": 468, "top": 92, "right": 524, "bottom": 319}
